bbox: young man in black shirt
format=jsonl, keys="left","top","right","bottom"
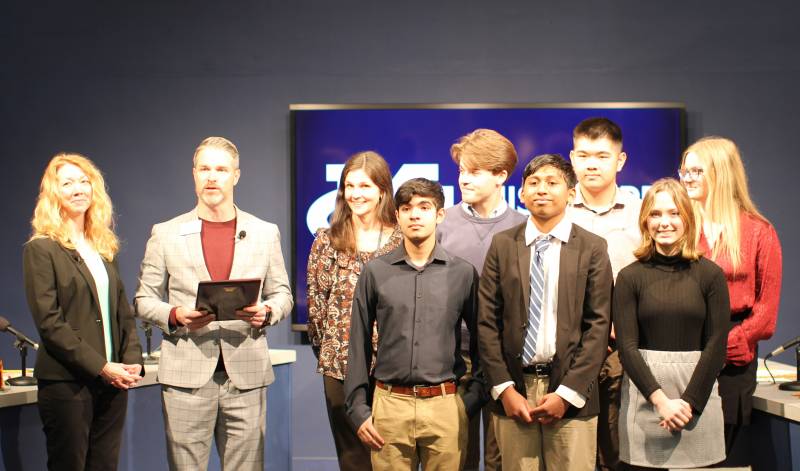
{"left": 345, "top": 178, "right": 487, "bottom": 471}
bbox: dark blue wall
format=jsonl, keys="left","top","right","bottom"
{"left": 3, "top": 2, "right": 799, "bottom": 468}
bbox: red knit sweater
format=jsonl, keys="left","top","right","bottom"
{"left": 699, "top": 212, "right": 782, "bottom": 366}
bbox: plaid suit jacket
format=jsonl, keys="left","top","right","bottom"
{"left": 134, "top": 208, "right": 293, "bottom": 389}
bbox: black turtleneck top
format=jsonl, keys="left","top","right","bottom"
{"left": 614, "top": 251, "right": 730, "bottom": 413}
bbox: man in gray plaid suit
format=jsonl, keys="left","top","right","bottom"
{"left": 134, "top": 136, "right": 293, "bottom": 471}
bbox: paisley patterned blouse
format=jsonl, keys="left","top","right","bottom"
{"left": 306, "top": 226, "right": 403, "bottom": 380}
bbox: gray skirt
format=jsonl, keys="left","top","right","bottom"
{"left": 619, "top": 349, "right": 725, "bottom": 469}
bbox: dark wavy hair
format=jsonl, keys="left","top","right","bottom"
{"left": 394, "top": 178, "right": 445, "bottom": 210}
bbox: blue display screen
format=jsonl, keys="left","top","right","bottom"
{"left": 291, "top": 105, "right": 685, "bottom": 329}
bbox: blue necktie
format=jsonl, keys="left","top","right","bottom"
{"left": 522, "top": 236, "right": 551, "bottom": 365}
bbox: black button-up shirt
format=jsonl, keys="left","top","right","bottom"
{"left": 344, "top": 243, "right": 486, "bottom": 428}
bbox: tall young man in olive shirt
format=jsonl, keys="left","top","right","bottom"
{"left": 345, "top": 178, "right": 487, "bottom": 471}
{"left": 568, "top": 117, "right": 641, "bottom": 471}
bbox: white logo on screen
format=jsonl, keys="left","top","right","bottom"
{"left": 305, "top": 163, "right": 647, "bottom": 234}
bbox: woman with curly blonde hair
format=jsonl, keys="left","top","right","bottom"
{"left": 31, "top": 153, "right": 119, "bottom": 258}
{"left": 23, "top": 152, "right": 143, "bottom": 471}
{"left": 680, "top": 137, "right": 782, "bottom": 465}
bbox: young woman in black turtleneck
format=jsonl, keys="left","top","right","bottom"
{"left": 615, "top": 178, "right": 730, "bottom": 470}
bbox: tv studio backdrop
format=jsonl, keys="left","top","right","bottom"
{"left": 291, "top": 104, "right": 685, "bottom": 329}
{"left": 2, "top": 2, "right": 800, "bottom": 470}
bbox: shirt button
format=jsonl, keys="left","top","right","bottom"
{"left": 414, "top": 342, "right": 419, "bottom": 346}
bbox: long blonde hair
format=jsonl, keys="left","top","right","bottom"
{"left": 681, "top": 137, "right": 765, "bottom": 270}
{"left": 30, "top": 153, "right": 119, "bottom": 260}
{"left": 634, "top": 178, "right": 701, "bottom": 262}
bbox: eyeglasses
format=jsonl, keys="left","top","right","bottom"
{"left": 678, "top": 168, "right": 704, "bottom": 180}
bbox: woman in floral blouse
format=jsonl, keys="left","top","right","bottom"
{"left": 307, "top": 151, "right": 402, "bottom": 470}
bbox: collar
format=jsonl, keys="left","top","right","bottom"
{"left": 572, "top": 185, "right": 634, "bottom": 214}
{"left": 461, "top": 199, "right": 509, "bottom": 219}
{"left": 192, "top": 204, "right": 240, "bottom": 223}
{"left": 386, "top": 241, "right": 451, "bottom": 267}
{"left": 525, "top": 216, "right": 572, "bottom": 247}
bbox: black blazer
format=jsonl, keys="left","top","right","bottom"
{"left": 22, "top": 237, "right": 143, "bottom": 381}
{"left": 478, "top": 222, "right": 613, "bottom": 418}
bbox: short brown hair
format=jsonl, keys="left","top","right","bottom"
{"left": 450, "top": 129, "right": 518, "bottom": 179}
{"left": 394, "top": 178, "right": 445, "bottom": 210}
{"left": 634, "top": 178, "right": 701, "bottom": 262}
{"left": 573, "top": 117, "right": 623, "bottom": 146}
{"left": 193, "top": 136, "right": 240, "bottom": 168}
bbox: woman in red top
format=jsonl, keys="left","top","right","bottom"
{"left": 680, "top": 136, "right": 783, "bottom": 464}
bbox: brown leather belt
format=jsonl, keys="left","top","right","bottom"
{"left": 376, "top": 380, "right": 457, "bottom": 397}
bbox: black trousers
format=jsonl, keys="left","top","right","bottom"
{"left": 37, "top": 379, "right": 128, "bottom": 471}
{"left": 713, "top": 356, "right": 759, "bottom": 467}
{"left": 460, "top": 353, "right": 502, "bottom": 471}
{"left": 597, "top": 350, "right": 622, "bottom": 471}
{"left": 323, "top": 375, "right": 372, "bottom": 471}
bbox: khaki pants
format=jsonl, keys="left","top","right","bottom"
{"left": 371, "top": 385, "right": 468, "bottom": 471}
{"left": 494, "top": 375, "right": 597, "bottom": 471}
